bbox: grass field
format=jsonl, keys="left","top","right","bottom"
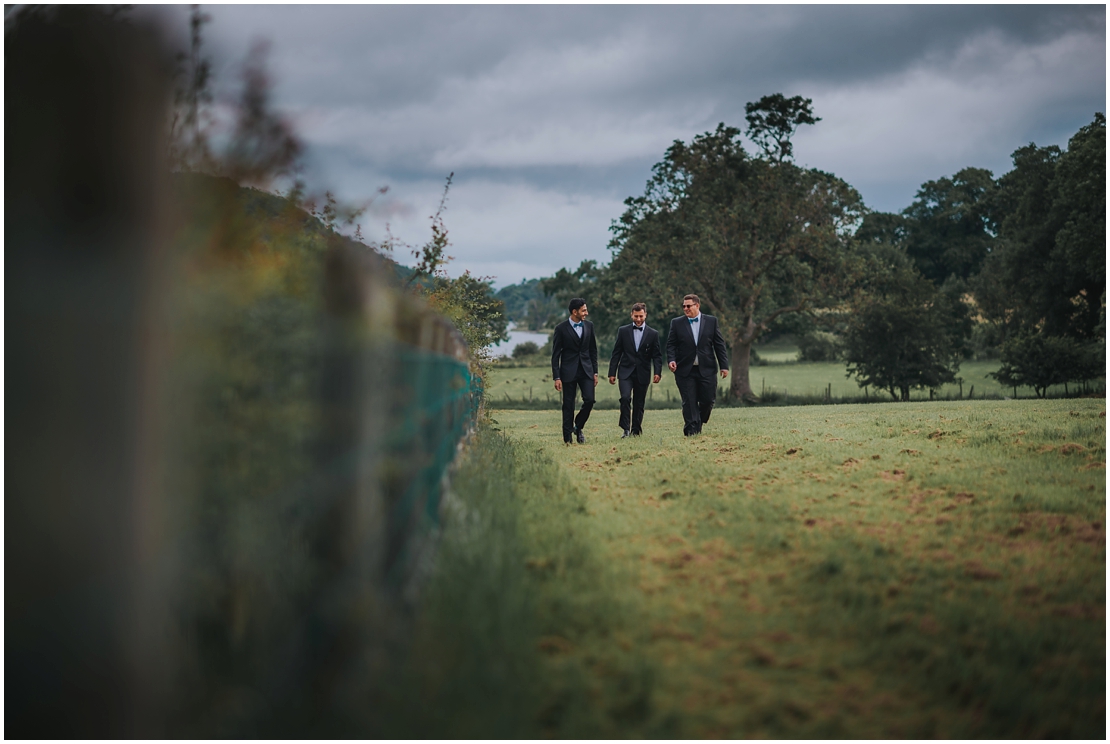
{"left": 485, "top": 358, "right": 1097, "bottom": 409}
{"left": 403, "top": 398, "right": 1105, "bottom": 737}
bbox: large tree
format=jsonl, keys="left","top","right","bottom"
{"left": 843, "top": 263, "right": 969, "bottom": 401}
{"left": 900, "top": 167, "right": 998, "bottom": 285}
{"left": 607, "top": 112, "right": 864, "bottom": 401}
{"left": 973, "top": 113, "right": 1105, "bottom": 342}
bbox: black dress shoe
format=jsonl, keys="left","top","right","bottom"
{"left": 621, "top": 429, "right": 631, "bottom": 439}
{"left": 575, "top": 427, "right": 586, "bottom": 444}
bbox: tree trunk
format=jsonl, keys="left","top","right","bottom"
{"left": 900, "top": 385, "right": 910, "bottom": 402}
{"left": 728, "top": 334, "right": 759, "bottom": 403}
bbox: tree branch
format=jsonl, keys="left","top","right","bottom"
{"left": 758, "top": 300, "right": 808, "bottom": 331}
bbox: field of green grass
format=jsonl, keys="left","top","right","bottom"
{"left": 399, "top": 398, "right": 1104, "bottom": 737}
{"left": 485, "top": 358, "right": 1093, "bottom": 409}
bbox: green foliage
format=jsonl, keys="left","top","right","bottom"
{"left": 1050, "top": 114, "right": 1106, "bottom": 320}
{"left": 900, "top": 167, "right": 997, "bottom": 284}
{"left": 974, "top": 113, "right": 1105, "bottom": 341}
{"left": 406, "top": 173, "right": 455, "bottom": 283}
{"left": 968, "top": 320, "right": 1005, "bottom": 361}
{"left": 495, "top": 278, "right": 563, "bottom": 330}
{"left": 844, "top": 266, "right": 969, "bottom": 401}
{"left": 427, "top": 271, "right": 510, "bottom": 361}
{"left": 989, "top": 333, "right": 1104, "bottom": 398}
{"left": 607, "top": 111, "right": 865, "bottom": 399}
{"left": 540, "top": 260, "right": 605, "bottom": 312}
{"left": 744, "top": 93, "right": 821, "bottom": 163}
{"left": 855, "top": 211, "right": 909, "bottom": 247}
{"left": 512, "top": 341, "right": 540, "bottom": 358}
{"left": 162, "top": 172, "right": 482, "bottom": 737}
{"left": 796, "top": 331, "right": 843, "bottom": 362}
{"left": 387, "top": 174, "right": 509, "bottom": 363}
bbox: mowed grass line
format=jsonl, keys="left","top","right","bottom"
{"left": 485, "top": 359, "right": 1099, "bottom": 409}
{"left": 494, "top": 399, "right": 1106, "bottom": 737}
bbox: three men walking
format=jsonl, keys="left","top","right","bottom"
{"left": 552, "top": 294, "right": 728, "bottom": 441}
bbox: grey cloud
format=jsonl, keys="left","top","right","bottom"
{"left": 142, "top": 5, "right": 1104, "bottom": 286}
{"left": 189, "top": 6, "right": 1103, "bottom": 106}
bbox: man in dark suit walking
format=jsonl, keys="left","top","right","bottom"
{"left": 608, "top": 302, "right": 662, "bottom": 438}
{"left": 551, "top": 297, "right": 598, "bottom": 444}
{"left": 666, "top": 294, "right": 729, "bottom": 436}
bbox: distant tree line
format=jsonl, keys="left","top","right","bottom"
{"left": 500, "top": 97, "right": 1104, "bottom": 401}
{"left": 494, "top": 278, "right": 563, "bottom": 331}
{"left": 853, "top": 113, "right": 1104, "bottom": 399}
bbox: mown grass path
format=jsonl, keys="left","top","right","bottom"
{"left": 493, "top": 400, "right": 1105, "bottom": 737}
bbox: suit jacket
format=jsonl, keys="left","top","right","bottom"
{"left": 608, "top": 323, "right": 662, "bottom": 385}
{"left": 551, "top": 318, "right": 598, "bottom": 381}
{"left": 666, "top": 314, "right": 729, "bottom": 378}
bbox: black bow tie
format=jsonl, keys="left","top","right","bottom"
{"left": 633, "top": 326, "right": 643, "bottom": 331}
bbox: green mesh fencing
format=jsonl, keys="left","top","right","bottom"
{"left": 382, "top": 344, "right": 476, "bottom": 583}
{"left": 6, "top": 10, "right": 490, "bottom": 735}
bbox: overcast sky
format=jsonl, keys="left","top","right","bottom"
{"left": 149, "top": 4, "right": 1105, "bottom": 288}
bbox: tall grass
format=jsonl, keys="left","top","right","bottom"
{"left": 359, "top": 424, "right": 671, "bottom": 737}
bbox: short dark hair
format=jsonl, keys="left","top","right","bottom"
{"left": 683, "top": 294, "right": 701, "bottom": 306}
{"left": 631, "top": 302, "right": 647, "bottom": 313}
{"left": 568, "top": 297, "right": 587, "bottom": 313}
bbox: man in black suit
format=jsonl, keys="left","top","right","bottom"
{"left": 551, "top": 297, "right": 598, "bottom": 444}
{"left": 666, "top": 294, "right": 729, "bottom": 436}
{"left": 608, "top": 302, "right": 662, "bottom": 438}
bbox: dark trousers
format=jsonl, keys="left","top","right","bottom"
{"left": 618, "top": 376, "right": 648, "bottom": 434}
{"left": 561, "top": 374, "right": 595, "bottom": 441}
{"left": 675, "top": 370, "right": 716, "bottom": 436}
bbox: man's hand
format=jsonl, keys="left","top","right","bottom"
{"left": 608, "top": 376, "right": 616, "bottom": 385}
{"left": 668, "top": 361, "right": 677, "bottom": 372}
{"left": 554, "top": 379, "right": 562, "bottom": 392}
{"left": 653, "top": 374, "right": 661, "bottom": 384}
{"left": 593, "top": 374, "right": 599, "bottom": 385}
{"left": 721, "top": 369, "right": 729, "bottom": 379}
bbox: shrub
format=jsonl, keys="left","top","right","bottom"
{"left": 512, "top": 341, "right": 540, "bottom": 358}
{"left": 796, "top": 331, "right": 843, "bottom": 362}
{"left": 844, "top": 267, "right": 968, "bottom": 401}
{"left": 989, "top": 333, "right": 1104, "bottom": 397}
{"left": 968, "top": 322, "right": 1004, "bottom": 360}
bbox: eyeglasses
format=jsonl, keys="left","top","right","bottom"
{"left": 682, "top": 303, "right": 696, "bottom": 308}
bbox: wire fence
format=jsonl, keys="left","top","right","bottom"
{"left": 6, "top": 11, "right": 485, "bottom": 736}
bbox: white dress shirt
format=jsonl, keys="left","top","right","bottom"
{"left": 571, "top": 318, "right": 583, "bottom": 338}
{"left": 689, "top": 313, "right": 701, "bottom": 363}
{"left": 633, "top": 323, "right": 644, "bottom": 351}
